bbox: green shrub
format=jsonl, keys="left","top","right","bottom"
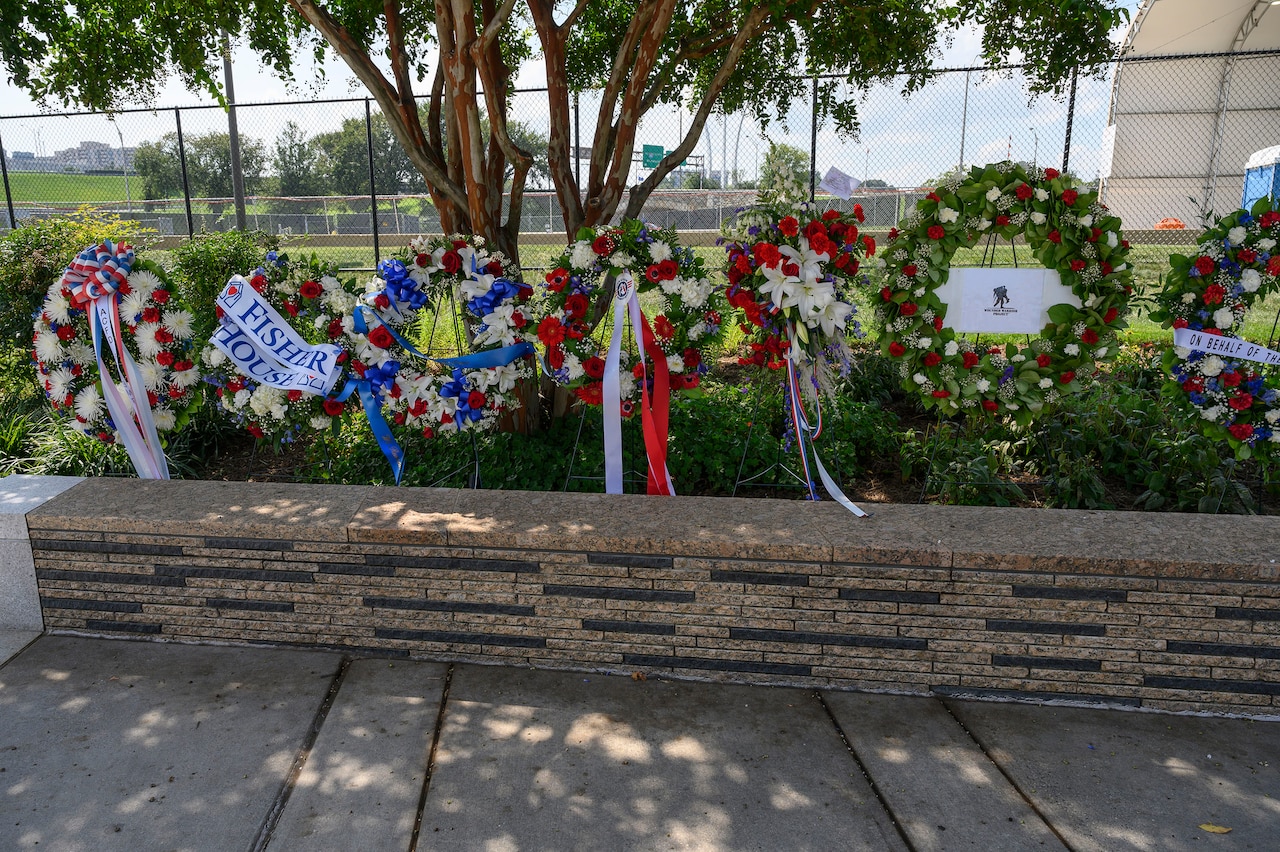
{"left": 0, "top": 208, "right": 153, "bottom": 349}
{"left": 170, "top": 230, "right": 279, "bottom": 343}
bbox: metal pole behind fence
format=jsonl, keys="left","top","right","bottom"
{"left": 0, "top": 125, "right": 16, "bottom": 229}
{"left": 175, "top": 108, "right": 195, "bottom": 237}
{"left": 809, "top": 76, "right": 818, "bottom": 202}
{"left": 221, "top": 31, "right": 248, "bottom": 231}
{"left": 366, "top": 99, "right": 380, "bottom": 263}
{"left": 1062, "top": 67, "right": 1078, "bottom": 173}
{"left": 573, "top": 92, "right": 580, "bottom": 191}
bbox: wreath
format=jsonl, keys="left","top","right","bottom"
{"left": 534, "top": 220, "right": 725, "bottom": 409}
{"left": 1152, "top": 198, "right": 1280, "bottom": 457}
{"left": 877, "top": 162, "right": 1134, "bottom": 425}
{"left": 370, "top": 235, "right": 537, "bottom": 437}
{"left": 723, "top": 202, "right": 873, "bottom": 399}
{"left": 33, "top": 245, "right": 199, "bottom": 445}
{"left": 201, "top": 252, "right": 360, "bottom": 444}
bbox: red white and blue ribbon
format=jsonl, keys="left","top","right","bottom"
{"left": 64, "top": 241, "right": 170, "bottom": 480}
{"left": 785, "top": 322, "right": 867, "bottom": 517}
{"left": 602, "top": 272, "right": 675, "bottom": 495}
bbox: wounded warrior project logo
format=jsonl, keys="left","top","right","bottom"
{"left": 992, "top": 285, "right": 1011, "bottom": 310}
{"left": 987, "top": 284, "right": 1018, "bottom": 315}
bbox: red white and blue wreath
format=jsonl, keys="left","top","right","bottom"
{"left": 534, "top": 220, "right": 726, "bottom": 495}
{"left": 877, "top": 162, "right": 1133, "bottom": 426}
{"left": 32, "top": 242, "right": 198, "bottom": 478}
{"left": 722, "top": 201, "right": 874, "bottom": 515}
{"left": 1152, "top": 198, "right": 1280, "bottom": 458}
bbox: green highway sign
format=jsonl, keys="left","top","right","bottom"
{"left": 642, "top": 144, "right": 664, "bottom": 168}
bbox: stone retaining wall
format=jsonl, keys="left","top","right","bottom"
{"left": 18, "top": 477, "right": 1280, "bottom": 715}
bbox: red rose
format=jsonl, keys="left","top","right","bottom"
{"left": 545, "top": 267, "right": 570, "bottom": 292}
{"left": 591, "top": 234, "right": 614, "bottom": 255}
{"left": 151, "top": 289, "right": 170, "bottom": 304}
{"left": 327, "top": 318, "right": 345, "bottom": 339}
{"left": 287, "top": 389, "right": 303, "bottom": 402}
{"left": 452, "top": 239, "right": 468, "bottom": 249}
{"left": 1047, "top": 230, "right": 1062, "bottom": 244}
{"left": 1195, "top": 256, "right": 1216, "bottom": 276}
{"left": 1015, "top": 183, "right": 1033, "bottom": 200}
{"left": 923, "top": 352, "right": 942, "bottom": 367}
{"left": 982, "top": 400, "right": 999, "bottom": 411}
{"left": 653, "top": 315, "right": 675, "bottom": 339}
{"left": 927, "top": 225, "right": 945, "bottom": 240}
{"left": 933, "top": 316, "right": 944, "bottom": 332}
{"left": 416, "top": 252, "right": 430, "bottom": 267}
{"left": 1103, "top": 307, "right": 1118, "bottom": 324}
{"left": 1036, "top": 353, "right": 1051, "bottom": 367}
{"left": 584, "top": 356, "right": 606, "bottom": 379}
{"left": 1228, "top": 392, "right": 1253, "bottom": 411}
{"left": 1043, "top": 168, "right": 1060, "bottom": 179}
{"left": 926, "top": 192, "right": 941, "bottom": 202}
{"left": 367, "top": 326, "right": 395, "bottom": 349}
{"left": 467, "top": 390, "right": 487, "bottom": 410}
{"left": 487, "top": 260, "right": 503, "bottom": 276}
{"left": 931, "top": 389, "right": 951, "bottom": 398}
{"left": 1070, "top": 259, "right": 1087, "bottom": 272}
{"left": 902, "top": 264, "right": 918, "bottom": 277}
{"left": 1268, "top": 256, "right": 1280, "bottom": 276}
{"left": 1080, "top": 328, "right": 1099, "bottom": 344}
{"left": 781, "top": 261, "right": 800, "bottom": 277}
{"left": 1182, "top": 376, "right": 1204, "bottom": 393}
{"left": 565, "top": 293, "right": 589, "bottom": 319}
{"left": 996, "top": 215, "right": 1011, "bottom": 227}
{"left": 441, "top": 250, "right": 462, "bottom": 274}
{"left": 900, "top": 302, "right": 918, "bottom": 316}
{"left": 962, "top": 352, "right": 980, "bottom": 369}
{"left": 1059, "top": 371, "right": 1076, "bottom": 384}
{"left": 1228, "top": 423, "right": 1254, "bottom": 441}
{"left": 853, "top": 204, "right": 865, "bottom": 223}
{"left": 142, "top": 307, "right": 161, "bottom": 323}
{"left": 683, "top": 348, "right": 700, "bottom": 367}
{"left": 374, "top": 293, "right": 390, "bottom": 309}
{"left": 1061, "top": 189, "right": 1078, "bottom": 206}
{"left": 888, "top": 341, "right": 906, "bottom": 357}
{"left": 537, "top": 316, "right": 566, "bottom": 347}
{"left": 422, "top": 426, "right": 435, "bottom": 439}
{"left": 323, "top": 399, "right": 345, "bottom": 416}
{"left": 778, "top": 216, "right": 800, "bottom": 237}
{"left": 511, "top": 311, "right": 526, "bottom": 329}
{"left": 300, "top": 279, "right": 323, "bottom": 299}
{"left": 657, "top": 259, "right": 680, "bottom": 280}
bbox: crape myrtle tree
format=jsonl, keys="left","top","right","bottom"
{"left": 2, "top": 0, "right": 1127, "bottom": 269}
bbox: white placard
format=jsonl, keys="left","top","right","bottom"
{"left": 818, "top": 167, "right": 861, "bottom": 200}
{"left": 935, "top": 268, "right": 1080, "bottom": 335}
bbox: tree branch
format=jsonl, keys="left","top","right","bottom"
{"left": 474, "top": 0, "right": 521, "bottom": 56}
{"left": 587, "top": 1, "right": 656, "bottom": 196}
{"left": 558, "top": 0, "right": 592, "bottom": 33}
{"left": 527, "top": 0, "right": 584, "bottom": 235}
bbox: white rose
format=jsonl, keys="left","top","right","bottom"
{"left": 1227, "top": 226, "right": 1247, "bottom": 246}
{"left": 1241, "top": 269, "right": 1262, "bottom": 292}
{"left": 913, "top": 373, "right": 928, "bottom": 385}
{"left": 1038, "top": 378, "right": 1053, "bottom": 389}
{"left": 985, "top": 186, "right": 1002, "bottom": 203}
{"left": 1034, "top": 188, "right": 1049, "bottom": 201}
{"left": 1213, "top": 307, "right": 1235, "bottom": 329}
{"left": 1200, "top": 355, "right": 1224, "bottom": 377}
{"left": 1030, "top": 212, "right": 1046, "bottom": 225}
{"left": 918, "top": 337, "right": 932, "bottom": 348}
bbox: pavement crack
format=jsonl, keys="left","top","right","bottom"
{"left": 409, "top": 661, "right": 454, "bottom": 852}
{"left": 814, "top": 690, "right": 917, "bottom": 852}
{"left": 938, "top": 697, "right": 1077, "bottom": 852}
{"left": 249, "top": 656, "right": 352, "bottom": 852}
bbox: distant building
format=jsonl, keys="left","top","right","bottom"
{"left": 3, "top": 140, "right": 135, "bottom": 174}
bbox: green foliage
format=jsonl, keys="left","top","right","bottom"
{"left": 0, "top": 208, "right": 153, "bottom": 348}
{"left": 170, "top": 229, "right": 279, "bottom": 344}
{"left": 134, "top": 131, "right": 267, "bottom": 214}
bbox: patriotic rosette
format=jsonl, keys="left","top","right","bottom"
{"left": 32, "top": 242, "right": 198, "bottom": 477}
{"left": 534, "top": 220, "right": 726, "bottom": 495}
{"left": 201, "top": 253, "right": 360, "bottom": 445}
{"left": 1151, "top": 197, "right": 1280, "bottom": 458}
{"left": 363, "top": 235, "right": 537, "bottom": 441}
{"left": 722, "top": 203, "right": 873, "bottom": 515}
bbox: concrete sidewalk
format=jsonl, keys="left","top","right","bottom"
{"left": 0, "top": 636, "right": 1276, "bottom": 852}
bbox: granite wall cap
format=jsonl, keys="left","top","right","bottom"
{"left": 0, "top": 475, "right": 84, "bottom": 541}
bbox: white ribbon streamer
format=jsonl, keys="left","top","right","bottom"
{"left": 90, "top": 298, "right": 169, "bottom": 479}
{"left": 1174, "top": 327, "right": 1280, "bottom": 366}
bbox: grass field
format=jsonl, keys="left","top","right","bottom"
{"left": 6, "top": 171, "right": 135, "bottom": 204}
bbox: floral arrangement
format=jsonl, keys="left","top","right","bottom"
{"left": 534, "top": 220, "right": 725, "bottom": 409}
{"left": 201, "top": 252, "right": 360, "bottom": 444}
{"left": 1151, "top": 198, "right": 1280, "bottom": 456}
{"left": 33, "top": 251, "right": 199, "bottom": 443}
{"left": 370, "top": 235, "right": 537, "bottom": 437}
{"left": 722, "top": 202, "right": 873, "bottom": 399}
{"left": 877, "top": 162, "right": 1133, "bottom": 425}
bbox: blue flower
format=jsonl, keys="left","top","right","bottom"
{"left": 999, "top": 365, "right": 1015, "bottom": 386}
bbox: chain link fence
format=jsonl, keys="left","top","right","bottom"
{"left": 2, "top": 50, "right": 1278, "bottom": 269}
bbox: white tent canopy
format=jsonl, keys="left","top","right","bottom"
{"left": 1102, "top": 0, "right": 1280, "bottom": 228}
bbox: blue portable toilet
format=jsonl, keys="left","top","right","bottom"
{"left": 1242, "top": 145, "right": 1280, "bottom": 208}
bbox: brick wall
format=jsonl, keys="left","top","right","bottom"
{"left": 23, "top": 477, "right": 1280, "bottom": 715}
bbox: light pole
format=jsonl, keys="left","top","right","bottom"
{"left": 112, "top": 120, "right": 132, "bottom": 216}
{"left": 1030, "top": 127, "right": 1039, "bottom": 171}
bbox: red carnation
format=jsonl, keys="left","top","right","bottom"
{"left": 1238, "top": 248, "right": 1257, "bottom": 264}
{"left": 56, "top": 325, "right": 75, "bottom": 341}
{"left": 1061, "top": 189, "right": 1078, "bottom": 206}
{"left": 1195, "top": 256, "right": 1217, "bottom": 276}
{"left": 1047, "top": 230, "right": 1062, "bottom": 244}
{"left": 1100, "top": 262, "right": 1113, "bottom": 277}
{"left": 287, "top": 390, "right": 303, "bottom": 402}
{"left": 1070, "top": 259, "right": 1087, "bottom": 272}
{"left": 247, "top": 425, "right": 264, "bottom": 439}
{"left": 1080, "top": 328, "right": 1099, "bottom": 344}
{"left": 300, "top": 279, "right": 323, "bottom": 299}
{"left": 880, "top": 286, "right": 893, "bottom": 301}
{"left": 888, "top": 341, "right": 906, "bottom": 357}
{"left": 923, "top": 352, "right": 942, "bottom": 367}
{"left": 1015, "top": 183, "right": 1033, "bottom": 200}
{"left": 1182, "top": 376, "right": 1204, "bottom": 393}
{"left": 900, "top": 302, "right": 918, "bottom": 316}
{"left": 1043, "top": 168, "right": 1060, "bottom": 179}
{"left": 154, "top": 328, "right": 174, "bottom": 344}
{"left": 1059, "top": 371, "right": 1076, "bottom": 384}
{"left": 1229, "top": 392, "right": 1253, "bottom": 411}
{"left": 250, "top": 276, "right": 267, "bottom": 293}
{"left": 1172, "top": 318, "right": 1189, "bottom": 329}
{"left": 151, "top": 289, "right": 170, "bottom": 304}
{"left": 1228, "top": 423, "right": 1254, "bottom": 441}
{"left": 822, "top": 209, "right": 841, "bottom": 221}
{"left": 323, "top": 399, "right": 345, "bottom": 416}
{"left": 927, "top": 225, "right": 945, "bottom": 240}
{"left": 902, "top": 264, "right": 918, "bottom": 277}
{"left": 142, "top": 307, "right": 161, "bottom": 323}
{"left": 683, "top": 348, "right": 700, "bottom": 367}
{"left": 441, "top": 250, "right": 462, "bottom": 274}
{"left": 982, "top": 399, "right": 999, "bottom": 411}
{"left": 156, "top": 351, "right": 175, "bottom": 367}
{"left": 853, "top": 204, "right": 865, "bottom": 222}
{"left": 962, "top": 352, "right": 980, "bottom": 369}
{"left": 1037, "top": 353, "right": 1051, "bottom": 367}
{"left": 887, "top": 227, "right": 899, "bottom": 241}
{"left": 1089, "top": 228, "right": 1102, "bottom": 243}
{"left": 809, "top": 233, "right": 835, "bottom": 257}
{"left": 931, "top": 389, "right": 951, "bottom": 398}
{"left": 754, "top": 242, "right": 782, "bottom": 268}
{"left": 803, "top": 219, "right": 827, "bottom": 240}
{"left": 933, "top": 316, "right": 944, "bottom": 332}
{"left": 862, "top": 235, "right": 876, "bottom": 256}
{"left": 926, "top": 192, "right": 941, "bottom": 202}
{"left": 996, "top": 215, "right": 1011, "bottom": 227}
{"left": 1222, "top": 371, "right": 1242, "bottom": 388}
{"left": 284, "top": 300, "right": 299, "bottom": 317}
{"left": 1203, "top": 284, "right": 1225, "bottom": 305}
{"left": 1268, "top": 256, "right": 1280, "bottom": 276}
{"left": 1103, "top": 307, "right": 1118, "bottom": 324}
{"left": 778, "top": 216, "right": 800, "bottom": 237}
{"left": 367, "top": 326, "right": 394, "bottom": 349}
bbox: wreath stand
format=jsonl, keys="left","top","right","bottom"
{"left": 729, "top": 379, "right": 848, "bottom": 499}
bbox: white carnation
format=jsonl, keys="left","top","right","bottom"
{"left": 1200, "top": 355, "right": 1224, "bottom": 377}
{"left": 1094, "top": 347, "right": 1108, "bottom": 359}
{"left": 1030, "top": 212, "right": 1046, "bottom": 225}
{"left": 1242, "top": 269, "right": 1262, "bottom": 292}
{"left": 976, "top": 379, "right": 991, "bottom": 392}
{"left": 1227, "top": 226, "right": 1247, "bottom": 246}
{"left": 667, "top": 354, "right": 685, "bottom": 374}
{"left": 1064, "top": 343, "right": 1080, "bottom": 356}
{"left": 310, "top": 415, "right": 333, "bottom": 430}
{"left": 1213, "top": 307, "right": 1236, "bottom": 329}
{"left": 1038, "top": 378, "right": 1053, "bottom": 389}
{"left": 985, "top": 186, "right": 1001, "bottom": 203}
{"left": 937, "top": 207, "right": 959, "bottom": 224}
{"left": 570, "top": 241, "right": 596, "bottom": 270}
{"left": 913, "top": 373, "right": 928, "bottom": 385}
{"left": 1258, "top": 238, "right": 1276, "bottom": 251}
{"left": 1079, "top": 215, "right": 1093, "bottom": 228}
{"left": 649, "top": 240, "right": 673, "bottom": 263}
{"left": 1034, "top": 188, "right": 1049, "bottom": 201}
{"left": 944, "top": 341, "right": 958, "bottom": 356}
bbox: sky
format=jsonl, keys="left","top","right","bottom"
{"left": 0, "top": 4, "right": 1139, "bottom": 189}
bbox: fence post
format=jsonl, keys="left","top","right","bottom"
{"left": 1062, "top": 67, "right": 1079, "bottom": 174}
{"left": 574, "top": 92, "right": 581, "bottom": 190}
{"left": 809, "top": 76, "right": 818, "bottom": 202}
{"left": 0, "top": 125, "right": 16, "bottom": 229}
{"left": 175, "top": 108, "right": 195, "bottom": 237}
{"left": 366, "top": 99, "right": 380, "bottom": 263}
